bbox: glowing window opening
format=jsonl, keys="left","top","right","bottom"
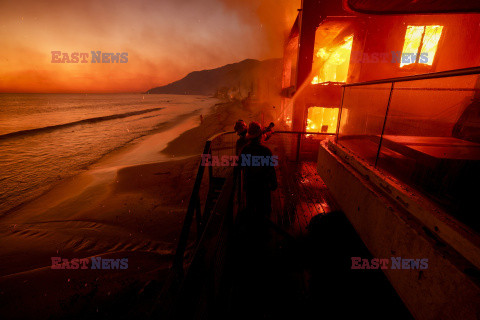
{"left": 306, "top": 107, "right": 339, "bottom": 134}
{"left": 311, "top": 35, "right": 353, "bottom": 84}
{"left": 400, "top": 25, "right": 443, "bottom": 68}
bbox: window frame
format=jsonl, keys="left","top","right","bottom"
{"left": 304, "top": 105, "right": 341, "bottom": 135}
{"left": 397, "top": 24, "right": 445, "bottom": 72}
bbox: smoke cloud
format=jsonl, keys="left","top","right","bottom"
{"left": 219, "top": 0, "right": 301, "bottom": 57}
{"left": 0, "top": 0, "right": 300, "bottom": 93}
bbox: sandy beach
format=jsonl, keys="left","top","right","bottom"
{"left": 0, "top": 99, "right": 270, "bottom": 319}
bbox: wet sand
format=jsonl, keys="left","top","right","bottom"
{"left": 0, "top": 100, "right": 266, "bottom": 318}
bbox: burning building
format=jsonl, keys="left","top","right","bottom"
{"left": 278, "top": 0, "right": 480, "bottom": 318}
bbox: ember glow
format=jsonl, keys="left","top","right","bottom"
{"left": 400, "top": 25, "right": 443, "bottom": 68}
{"left": 311, "top": 35, "right": 353, "bottom": 84}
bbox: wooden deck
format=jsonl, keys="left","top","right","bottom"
{"left": 268, "top": 136, "right": 340, "bottom": 237}
{"left": 226, "top": 152, "right": 412, "bottom": 319}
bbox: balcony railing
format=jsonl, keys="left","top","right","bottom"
{"left": 336, "top": 66, "right": 480, "bottom": 231}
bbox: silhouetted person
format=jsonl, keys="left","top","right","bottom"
{"left": 234, "top": 119, "right": 248, "bottom": 155}
{"left": 233, "top": 122, "right": 278, "bottom": 317}
{"left": 240, "top": 122, "right": 277, "bottom": 219}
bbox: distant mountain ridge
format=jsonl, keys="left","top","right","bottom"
{"left": 145, "top": 58, "right": 281, "bottom": 96}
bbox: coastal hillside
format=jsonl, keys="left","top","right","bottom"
{"left": 145, "top": 58, "right": 282, "bottom": 99}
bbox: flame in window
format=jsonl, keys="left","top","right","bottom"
{"left": 306, "top": 107, "right": 339, "bottom": 133}
{"left": 311, "top": 35, "right": 353, "bottom": 84}
{"left": 401, "top": 25, "right": 443, "bottom": 68}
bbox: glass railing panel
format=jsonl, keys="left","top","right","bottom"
{"left": 376, "top": 74, "right": 480, "bottom": 230}
{"left": 337, "top": 83, "right": 393, "bottom": 166}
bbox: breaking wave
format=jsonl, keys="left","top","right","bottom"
{"left": 0, "top": 107, "right": 164, "bottom": 140}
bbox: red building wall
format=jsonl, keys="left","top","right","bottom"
{"left": 351, "top": 14, "right": 480, "bottom": 82}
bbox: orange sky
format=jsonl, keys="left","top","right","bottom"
{"left": 0, "top": 0, "right": 300, "bottom": 93}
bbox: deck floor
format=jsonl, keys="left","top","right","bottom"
{"left": 271, "top": 159, "right": 339, "bottom": 236}
{"left": 267, "top": 135, "right": 340, "bottom": 237}
{"left": 225, "top": 138, "right": 413, "bottom": 319}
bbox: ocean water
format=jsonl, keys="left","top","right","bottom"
{"left": 0, "top": 93, "right": 215, "bottom": 215}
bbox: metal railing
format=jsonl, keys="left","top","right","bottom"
{"left": 172, "top": 131, "right": 237, "bottom": 271}
{"left": 341, "top": 66, "right": 480, "bottom": 87}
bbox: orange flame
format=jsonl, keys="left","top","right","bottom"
{"left": 306, "top": 107, "right": 339, "bottom": 133}
{"left": 311, "top": 35, "right": 353, "bottom": 84}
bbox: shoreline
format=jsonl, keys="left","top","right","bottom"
{"left": 0, "top": 102, "right": 206, "bottom": 218}
{"left": 0, "top": 98, "right": 264, "bottom": 319}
